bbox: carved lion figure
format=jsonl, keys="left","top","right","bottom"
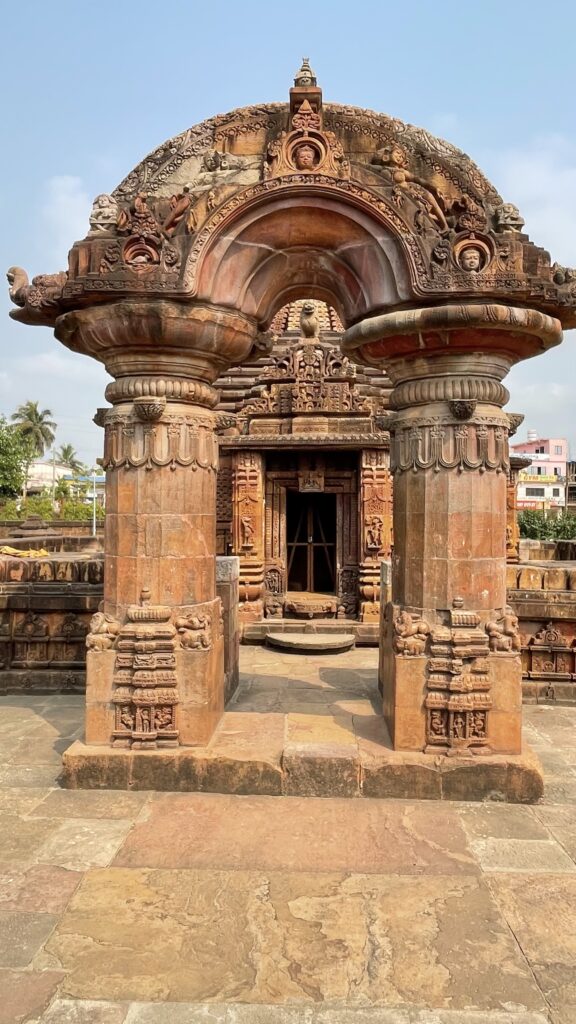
{"left": 300, "top": 301, "right": 320, "bottom": 339}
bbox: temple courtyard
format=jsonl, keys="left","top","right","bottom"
{"left": 0, "top": 646, "right": 575, "bottom": 1023}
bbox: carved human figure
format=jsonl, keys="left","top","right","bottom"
{"left": 365, "top": 516, "right": 383, "bottom": 551}
{"left": 240, "top": 516, "right": 255, "bottom": 547}
{"left": 372, "top": 143, "right": 448, "bottom": 231}
{"left": 175, "top": 612, "right": 211, "bottom": 649}
{"left": 459, "top": 246, "right": 483, "bottom": 272}
{"left": 495, "top": 203, "right": 525, "bottom": 233}
{"left": 470, "top": 712, "right": 486, "bottom": 738}
{"left": 88, "top": 194, "right": 118, "bottom": 234}
{"left": 140, "top": 708, "right": 151, "bottom": 732}
{"left": 162, "top": 188, "right": 192, "bottom": 236}
{"left": 294, "top": 144, "right": 319, "bottom": 171}
{"left": 430, "top": 710, "right": 447, "bottom": 736}
{"left": 120, "top": 707, "right": 134, "bottom": 730}
{"left": 452, "top": 713, "right": 465, "bottom": 739}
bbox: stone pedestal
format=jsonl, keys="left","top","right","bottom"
{"left": 343, "top": 302, "right": 562, "bottom": 779}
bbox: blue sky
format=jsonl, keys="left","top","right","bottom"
{"left": 2, "top": 0, "right": 575, "bottom": 464}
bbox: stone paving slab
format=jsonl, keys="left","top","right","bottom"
{"left": 45, "top": 868, "right": 544, "bottom": 1009}
{"left": 29, "top": 1003, "right": 555, "bottom": 1024}
{"left": 113, "top": 794, "right": 477, "bottom": 875}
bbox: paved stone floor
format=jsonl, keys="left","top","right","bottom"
{"left": 1, "top": 646, "right": 576, "bottom": 1023}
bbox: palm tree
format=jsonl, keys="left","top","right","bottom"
{"left": 56, "top": 443, "right": 84, "bottom": 474}
{"left": 11, "top": 401, "right": 56, "bottom": 457}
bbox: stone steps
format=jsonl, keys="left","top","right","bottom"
{"left": 266, "top": 632, "right": 355, "bottom": 653}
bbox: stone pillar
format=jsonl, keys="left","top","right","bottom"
{"left": 55, "top": 300, "right": 256, "bottom": 750}
{"left": 216, "top": 555, "right": 240, "bottom": 705}
{"left": 359, "top": 450, "right": 393, "bottom": 622}
{"left": 232, "top": 451, "right": 265, "bottom": 622}
{"left": 342, "top": 303, "right": 562, "bottom": 761}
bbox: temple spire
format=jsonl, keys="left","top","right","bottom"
{"left": 290, "top": 56, "right": 322, "bottom": 123}
{"left": 294, "top": 57, "right": 317, "bottom": 87}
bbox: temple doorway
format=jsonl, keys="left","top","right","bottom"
{"left": 286, "top": 491, "right": 336, "bottom": 594}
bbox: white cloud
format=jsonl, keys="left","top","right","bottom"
{"left": 480, "top": 135, "right": 576, "bottom": 265}
{"left": 40, "top": 175, "right": 92, "bottom": 266}
{"left": 11, "top": 349, "right": 105, "bottom": 383}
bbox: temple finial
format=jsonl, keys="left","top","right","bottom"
{"left": 294, "top": 57, "right": 317, "bottom": 87}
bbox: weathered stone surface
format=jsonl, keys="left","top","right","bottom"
{"left": 36, "top": 818, "right": 135, "bottom": 871}
{"left": 0, "top": 969, "right": 65, "bottom": 1024}
{"left": 113, "top": 794, "right": 476, "bottom": 875}
{"left": 47, "top": 868, "right": 543, "bottom": 1008}
{"left": 39, "top": 998, "right": 129, "bottom": 1023}
{"left": 0, "top": 864, "right": 81, "bottom": 913}
{"left": 282, "top": 742, "right": 359, "bottom": 797}
{"left": 0, "top": 911, "right": 59, "bottom": 967}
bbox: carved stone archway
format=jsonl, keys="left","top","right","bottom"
{"left": 9, "top": 59, "right": 575, "bottom": 795}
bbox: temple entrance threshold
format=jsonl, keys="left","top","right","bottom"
{"left": 63, "top": 645, "right": 542, "bottom": 800}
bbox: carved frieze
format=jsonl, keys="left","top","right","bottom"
{"left": 101, "top": 414, "right": 218, "bottom": 472}
{"left": 111, "top": 589, "right": 179, "bottom": 749}
{"left": 391, "top": 421, "right": 509, "bottom": 475}
{"left": 424, "top": 598, "right": 492, "bottom": 754}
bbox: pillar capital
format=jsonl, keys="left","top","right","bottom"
{"left": 342, "top": 303, "right": 562, "bottom": 381}
{"left": 55, "top": 299, "right": 257, "bottom": 386}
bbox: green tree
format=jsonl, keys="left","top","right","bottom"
{"left": 56, "top": 443, "right": 84, "bottom": 474}
{"left": 0, "top": 417, "right": 35, "bottom": 498}
{"left": 11, "top": 401, "right": 56, "bottom": 457}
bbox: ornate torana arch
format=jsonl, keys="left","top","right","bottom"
{"left": 7, "top": 59, "right": 574, "bottom": 791}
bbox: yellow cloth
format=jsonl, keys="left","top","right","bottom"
{"left": 0, "top": 546, "right": 50, "bottom": 557}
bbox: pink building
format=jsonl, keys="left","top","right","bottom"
{"left": 511, "top": 431, "right": 569, "bottom": 510}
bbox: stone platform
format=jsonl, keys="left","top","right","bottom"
{"left": 62, "top": 647, "right": 543, "bottom": 802}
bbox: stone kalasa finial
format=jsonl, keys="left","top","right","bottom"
{"left": 294, "top": 57, "right": 317, "bottom": 87}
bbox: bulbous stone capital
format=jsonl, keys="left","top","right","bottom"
{"left": 342, "top": 303, "right": 563, "bottom": 381}
{"left": 54, "top": 300, "right": 258, "bottom": 384}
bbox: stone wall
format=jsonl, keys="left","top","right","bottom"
{"left": 507, "top": 562, "right": 576, "bottom": 703}
{"left": 0, "top": 555, "right": 103, "bottom": 694}
{"left": 0, "top": 554, "right": 241, "bottom": 705}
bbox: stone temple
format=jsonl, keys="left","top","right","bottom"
{"left": 8, "top": 59, "right": 576, "bottom": 800}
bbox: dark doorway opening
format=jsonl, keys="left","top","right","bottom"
{"left": 286, "top": 491, "right": 336, "bottom": 593}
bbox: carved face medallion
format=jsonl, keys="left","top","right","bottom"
{"left": 459, "top": 246, "right": 483, "bottom": 272}
{"left": 294, "top": 144, "right": 319, "bottom": 171}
